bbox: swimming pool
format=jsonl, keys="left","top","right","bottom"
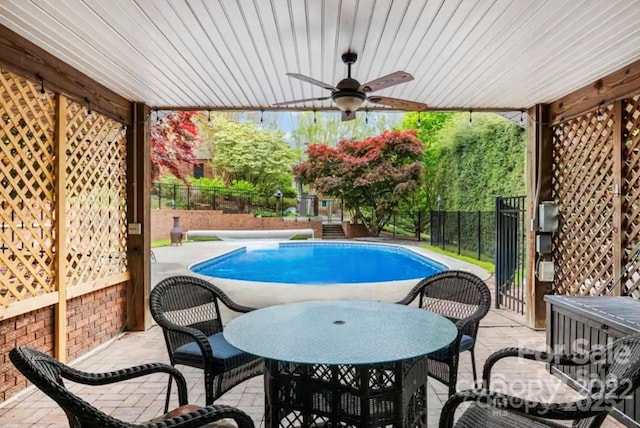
{"left": 190, "top": 242, "right": 447, "bottom": 285}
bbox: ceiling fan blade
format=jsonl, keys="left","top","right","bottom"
{"left": 359, "top": 71, "right": 414, "bottom": 93}
{"left": 272, "top": 96, "right": 331, "bottom": 106}
{"left": 367, "top": 96, "right": 427, "bottom": 111}
{"left": 341, "top": 111, "right": 356, "bottom": 121}
{"left": 286, "top": 73, "right": 336, "bottom": 91}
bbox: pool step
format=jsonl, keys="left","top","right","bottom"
{"left": 322, "top": 224, "right": 346, "bottom": 239}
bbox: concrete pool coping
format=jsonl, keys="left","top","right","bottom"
{"left": 151, "top": 239, "right": 491, "bottom": 322}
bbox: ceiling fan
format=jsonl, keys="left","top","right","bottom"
{"left": 273, "top": 52, "right": 427, "bottom": 121}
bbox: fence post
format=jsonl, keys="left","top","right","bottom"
{"left": 157, "top": 183, "right": 161, "bottom": 209}
{"left": 186, "top": 185, "right": 191, "bottom": 209}
{"left": 457, "top": 211, "right": 461, "bottom": 255}
{"left": 495, "top": 196, "right": 502, "bottom": 309}
{"left": 477, "top": 210, "right": 482, "bottom": 260}
{"left": 417, "top": 210, "right": 422, "bottom": 242}
{"left": 172, "top": 184, "right": 177, "bottom": 209}
{"left": 430, "top": 211, "right": 434, "bottom": 245}
{"left": 441, "top": 211, "right": 445, "bottom": 250}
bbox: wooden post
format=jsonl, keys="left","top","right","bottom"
{"left": 54, "top": 94, "right": 68, "bottom": 362}
{"left": 526, "top": 104, "right": 554, "bottom": 329}
{"left": 126, "top": 103, "right": 151, "bottom": 331}
{"left": 612, "top": 100, "right": 624, "bottom": 295}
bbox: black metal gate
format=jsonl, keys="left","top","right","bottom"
{"left": 495, "top": 196, "right": 527, "bottom": 314}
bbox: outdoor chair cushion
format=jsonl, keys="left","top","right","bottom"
{"left": 429, "top": 334, "right": 474, "bottom": 362}
{"left": 397, "top": 270, "right": 491, "bottom": 397}
{"left": 174, "top": 332, "right": 257, "bottom": 372}
{"left": 453, "top": 403, "right": 567, "bottom": 428}
{"left": 147, "top": 404, "right": 242, "bottom": 427}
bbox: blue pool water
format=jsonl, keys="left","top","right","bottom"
{"left": 190, "top": 242, "right": 447, "bottom": 285}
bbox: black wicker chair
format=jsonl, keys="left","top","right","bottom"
{"left": 439, "top": 332, "right": 640, "bottom": 427}
{"left": 9, "top": 346, "right": 255, "bottom": 428}
{"left": 397, "top": 270, "right": 491, "bottom": 396}
{"left": 150, "top": 275, "right": 263, "bottom": 411}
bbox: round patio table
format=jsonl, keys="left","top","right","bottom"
{"left": 224, "top": 300, "right": 457, "bottom": 427}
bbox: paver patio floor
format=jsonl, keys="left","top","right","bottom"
{"left": 0, "top": 240, "right": 627, "bottom": 427}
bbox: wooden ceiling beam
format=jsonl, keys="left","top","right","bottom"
{"left": 549, "top": 58, "right": 640, "bottom": 125}
{"left": 152, "top": 106, "right": 526, "bottom": 113}
{"left": 0, "top": 23, "right": 131, "bottom": 125}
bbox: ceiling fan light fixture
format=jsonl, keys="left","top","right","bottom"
{"left": 277, "top": 51, "right": 423, "bottom": 119}
{"left": 332, "top": 91, "right": 366, "bottom": 113}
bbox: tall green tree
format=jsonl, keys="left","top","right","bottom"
{"left": 294, "top": 130, "right": 423, "bottom": 236}
{"left": 432, "top": 113, "right": 526, "bottom": 210}
{"left": 290, "top": 111, "right": 400, "bottom": 153}
{"left": 200, "top": 116, "right": 296, "bottom": 194}
{"left": 393, "top": 112, "right": 454, "bottom": 236}
{"left": 400, "top": 111, "right": 454, "bottom": 211}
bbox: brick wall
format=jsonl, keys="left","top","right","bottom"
{"left": 66, "top": 282, "right": 127, "bottom": 361}
{"left": 151, "top": 209, "right": 323, "bottom": 242}
{"left": 0, "top": 282, "right": 128, "bottom": 402}
{"left": 0, "top": 306, "right": 54, "bottom": 401}
{"left": 342, "top": 221, "right": 369, "bottom": 238}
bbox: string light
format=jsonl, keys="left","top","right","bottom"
{"left": 208, "top": 110, "right": 213, "bottom": 125}
{"left": 38, "top": 74, "right": 46, "bottom": 101}
{"left": 313, "top": 109, "right": 317, "bottom": 124}
{"left": 417, "top": 111, "right": 421, "bottom": 127}
{"left": 85, "top": 98, "right": 92, "bottom": 118}
{"left": 365, "top": 109, "right": 369, "bottom": 125}
{"left": 519, "top": 110, "right": 524, "bottom": 126}
{"left": 596, "top": 102, "right": 605, "bottom": 121}
{"left": 468, "top": 109, "right": 472, "bottom": 126}
{"left": 260, "top": 109, "right": 264, "bottom": 124}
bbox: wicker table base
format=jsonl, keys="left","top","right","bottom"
{"left": 264, "top": 356, "right": 429, "bottom": 428}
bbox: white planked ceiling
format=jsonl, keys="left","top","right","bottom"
{"left": 1, "top": 0, "right": 640, "bottom": 112}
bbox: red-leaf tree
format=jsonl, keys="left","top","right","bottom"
{"left": 150, "top": 111, "right": 203, "bottom": 181}
{"left": 294, "top": 130, "right": 424, "bottom": 236}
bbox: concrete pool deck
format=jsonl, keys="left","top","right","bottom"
{"left": 153, "top": 239, "right": 492, "bottom": 312}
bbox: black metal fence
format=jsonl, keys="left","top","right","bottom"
{"left": 386, "top": 210, "right": 430, "bottom": 241}
{"left": 430, "top": 210, "right": 496, "bottom": 262}
{"left": 495, "top": 195, "right": 527, "bottom": 314}
{"left": 151, "top": 183, "right": 319, "bottom": 216}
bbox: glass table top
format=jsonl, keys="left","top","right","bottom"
{"left": 224, "top": 300, "right": 458, "bottom": 365}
